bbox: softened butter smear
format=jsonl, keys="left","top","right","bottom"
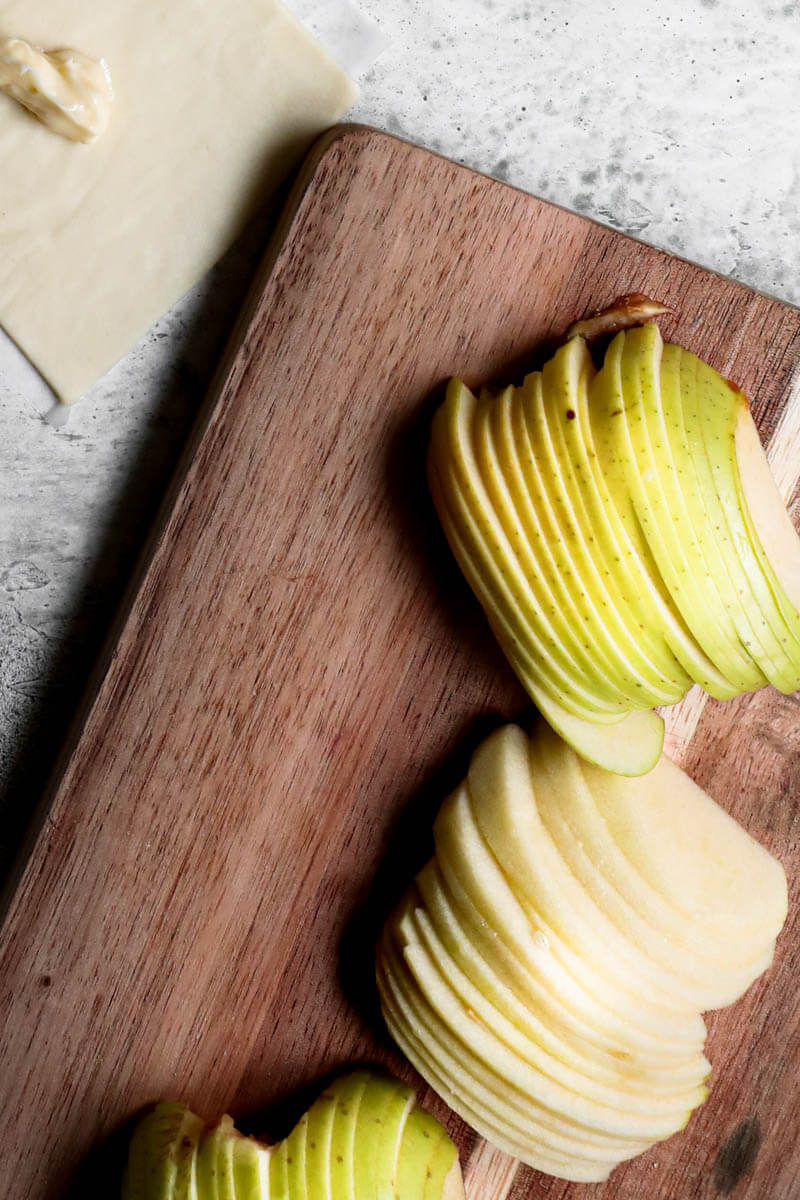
{"left": 0, "top": 37, "right": 113, "bottom": 143}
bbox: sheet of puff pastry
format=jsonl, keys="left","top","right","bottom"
{"left": 0, "top": 0, "right": 359, "bottom": 402}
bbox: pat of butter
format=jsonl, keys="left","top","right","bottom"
{"left": 0, "top": 37, "right": 113, "bottom": 142}
{"left": 0, "top": 0, "right": 358, "bottom": 402}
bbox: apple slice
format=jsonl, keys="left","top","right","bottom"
{"left": 302, "top": 1084, "right": 338, "bottom": 1200}
{"left": 379, "top": 931, "right": 666, "bottom": 1155}
{"left": 394, "top": 1096, "right": 464, "bottom": 1200}
{"left": 570, "top": 337, "right": 737, "bottom": 700}
{"left": 326, "top": 1072, "right": 369, "bottom": 1200}
{"left": 485, "top": 384, "right": 649, "bottom": 698}
{"left": 529, "top": 685, "right": 664, "bottom": 776}
{"left": 472, "top": 386, "right": 637, "bottom": 706}
{"left": 620, "top": 325, "right": 773, "bottom": 689}
{"left": 429, "top": 388, "right": 627, "bottom": 718}
{"left": 529, "top": 722, "right": 775, "bottom": 971}
{"left": 122, "top": 1102, "right": 205, "bottom": 1200}
{"left": 231, "top": 1134, "right": 270, "bottom": 1200}
{"left": 414, "top": 861, "right": 707, "bottom": 1085}
{"left": 428, "top": 454, "right": 626, "bottom": 720}
{"left": 378, "top": 969, "right": 615, "bottom": 1183}
{"left": 538, "top": 338, "right": 682, "bottom": 702}
{"left": 591, "top": 332, "right": 764, "bottom": 692}
{"left": 352, "top": 1075, "right": 415, "bottom": 1200}
{"left": 734, "top": 401, "right": 800, "bottom": 624}
{"left": 414, "top": 867, "right": 709, "bottom": 1092}
{"left": 683, "top": 351, "right": 800, "bottom": 689}
{"left": 435, "top": 783, "right": 708, "bottom": 1045}
{"left": 580, "top": 753, "right": 788, "bottom": 942}
{"left": 465, "top": 724, "right": 734, "bottom": 1013}
{"left": 529, "top": 722, "right": 776, "bottom": 1004}
{"left": 406, "top": 896, "right": 709, "bottom": 1116}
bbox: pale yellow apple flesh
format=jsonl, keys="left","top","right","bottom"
{"left": 377, "top": 722, "right": 787, "bottom": 1183}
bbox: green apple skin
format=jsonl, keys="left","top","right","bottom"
{"left": 122, "top": 1102, "right": 205, "bottom": 1200}
{"left": 536, "top": 341, "right": 680, "bottom": 702}
{"left": 474, "top": 381, "right": 641, "bottom": 707}
{"left": 122, "top": 1074, "right": 463, "bottom": 1200}
{"left": 429, "top": 396, "right": 627, "bottom": 719}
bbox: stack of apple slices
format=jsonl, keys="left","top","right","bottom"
{"left": 427, "top": 321, "right": 800, "bottom": 775}
{"left": 123, "top": 1070, "right": 464, "bottom": 1200}
{"left": 377, "top": 723, "right": 787, "bottom": 1183}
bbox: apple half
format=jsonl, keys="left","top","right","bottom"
{"left": 377, "top": 722, "right": 787, "bottom": 1183}
{"left": 122, "top": 1071, "right": 464, "bottom": 1200}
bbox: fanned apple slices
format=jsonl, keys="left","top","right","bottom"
{"left": 122, "top": 1070, "right": 464, "bottom": 1200}
{"left": 376, "top": 723, "right": 787, "bottom": 1184}
{"left": 428, "top": 323, "right": 800, "bottom": 774}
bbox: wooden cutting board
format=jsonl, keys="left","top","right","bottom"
{"left": 1, "top": 126, "right": 799, "bottom": 1200}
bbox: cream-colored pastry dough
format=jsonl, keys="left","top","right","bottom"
{"left": 0, "top": 37, "right": 113, "bottom": 142}
{"left": 0, "top": 0, "right": 358, "bottom": 401}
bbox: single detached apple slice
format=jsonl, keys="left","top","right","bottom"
{"left": 530, "top": 685, "right": 664, "bottom": 776}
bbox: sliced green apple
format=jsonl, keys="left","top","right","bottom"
{"left": 683, "top": 350, "right": 800, "bottom": 689}
{"left": 303, "top": 1084, "right": 337, "bottom": 1200}
{"left": 352, "top": 1074, "right": 414, "bottom": 1200}
{"left": 428, "top": 452, "right": 625, "bottom": 720}
{"left": 395, "top": 1098, "right": 464, "bottom": 1200}
{"left": 734, "top": 400, "right": 800, "bottom": 623}
{"left": 231, "top": 1134, "right": 270, "bottom": 1200}
{"left": 471, "top": 385, "right": 636, "bottom": 706}
{"left": 326, "top": 1072, "right": 368, "bottom": 1200}
{"left": 429, "top": 391, "right": 626, "bottom": 718}
{"left": 528, "top": 685, "right": 664, "bottom": 776}
{"left": 591, "top": 331, "right": 763, "bottom": 691}
{"left": 538, "top": 338, "right": 682, "bottom": 702}
{"left": 123, "top": 1102, "right": 205, "bottom": 1200}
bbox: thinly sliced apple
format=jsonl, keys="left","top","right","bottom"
{"left": 539, "top": 338, "right": 682, "bottom": 702}
{"left": 581, "top": 754, "right": 788, "bottom": 940}
{"left": 303, "top": 1085, "right": 338, "bottom": 1200}
{"left": 122, "top": 1103, "right": 205, "bottom": 1200}
{"left": 734, "top": 401, "right": 800, "bottom": 621}
{"left": 472, "top": 387, "right": 636, "bottom": 706}
{"left": 428, "top": 456, "right": 626, "bottom": 721}
{"left": 673, "top": 347, "right": 799, "bottom": 690}
{"left": 429, "top": 387, "right": 627, "bottom": 718}
{"left": 327, "top": 1073, "right": 369, "bottom": 1200}
{"left": 435, "top": 784, "right": 708, "bottom": 1045}
{"left": 351, "top": 1076, "right": 414, "bottom": 1200}
{"left": 529, "top": 722, "right": 775, "bottom": 971}
{"left": 415, "top": 862, "right": 708, "bottom": 1084}
{"left": 379, "top": 932, "right": 668, "bottom": 1153}
{"left": 414, "top": 870, "right": 710, "bottom": 1091}
{"left": 529, "top": 685, "right": 664, "bottom": 776}
{"left": 378, "top": 972, "right": 614, "bottom": 1183}
{"left": 487, "top": 384, "right": 648, "bottom": 697}
{"left": 231, "top": 1134, "right": 270, "bottom": 1200}
{"left": 394, "top": 1099, "right": 464, "bottom": 1200}
{"left": 571, "top": 339, "right": 737, "bottom": 700}
{"left": 406, "top": 898, "right": 709, "bottom": 1116}
{"left": 591, "top": 332, "right": 763, "bottom": 692}
{"left": 465, "top": 724, "right": 739, "bottom": 1012}
{"left": 529, "top": 723, "right": 776, "bottom": 1003}
{"left": 621, "top": 325, "right": 771, "bottom": 691}
{"left": 284, "top": 1112, "right": 309, "bottom": 1200}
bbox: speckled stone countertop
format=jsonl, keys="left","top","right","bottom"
{"left": 2, "top": 0, "right": 799, "bottom": 872}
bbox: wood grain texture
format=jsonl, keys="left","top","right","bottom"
{"left": 1, "top": 126, "right": 799, "bottom": 1200}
